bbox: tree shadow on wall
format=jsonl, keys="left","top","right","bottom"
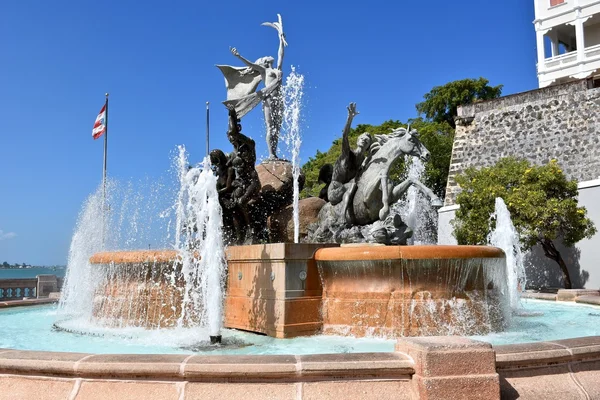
{"left": 247, "top": 246, "right": 275, "bottom": 335}
{"left": 524, "top": 242, "right": 588, "bottom": 289}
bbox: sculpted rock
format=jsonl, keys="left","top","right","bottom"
{"left": 268, "top": 197, "right": 326, "bottom": 243}
{"left": 255, "top": 160, "right": 305, "bottom": 209}
{"left": 249, "top": 160, "right": 306, "bottom": 242}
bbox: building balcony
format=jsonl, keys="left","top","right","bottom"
{"left": 538, "top": 44, "right": 600, "bottom": 86}
{"left": 535, "top": 0, "right": 600, "bottom": 31}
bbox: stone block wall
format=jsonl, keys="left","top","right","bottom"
{"left": 445, "top": 79, "right": 600, "bottom": 206}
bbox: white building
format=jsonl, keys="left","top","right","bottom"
{"left": 535, "top": 0, "right": 600, "bottom": 87}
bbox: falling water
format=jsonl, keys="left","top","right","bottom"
{"left": 58, "top": 177, "right": 175, "bottom": 322}
{"left": 57, "top": 147, "right": 226, "bottom": 342}
{"left": 58, "top": 185, "right": 107, "bottom": 319}
{"left": 318, "top": 256, "right": 509, "bottom": 338}
{"left": 397, "top": 157, "right": 437, "bottom": 245}
{"left": 282, "top": 66, "right": 305, "bottom": 243}
{"left": 488, "top": 197, "right": 527, "bottom": 310}
{"left": 175, "top": 146, "right": 227, "bottom": 337}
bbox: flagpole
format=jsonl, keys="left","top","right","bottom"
{"left": 206, "top": 101, "right": 210, "bottom": 157}
{"left": 102, "top": 93, "right": 109, "bottom": 249}
{"left": 103, "top": 93, "right": 109, "bottom": 199}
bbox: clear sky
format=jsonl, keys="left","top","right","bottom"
{"left": 0, "top": 0, "right": 537, "bottom": 265}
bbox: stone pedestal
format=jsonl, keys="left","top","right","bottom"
{"left": 224, "top": 243, "right": 338, "bottom": 338}
{"left": 36, "top": 275, "right": 58, "bottom": 298}
{"left": 396, "top": 336, "right": 500, "bottom": 400}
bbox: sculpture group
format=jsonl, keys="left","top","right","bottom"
{"left": 308, "top": 103, "right": 443, "bottom": 245}
{"left": 210, "top": 14, "right": 442, "bottom": 245}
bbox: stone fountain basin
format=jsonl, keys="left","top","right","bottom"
{"left": 315, "top": 245, "right": 507, "bottom": 337}
{"left": 87, "top": 244, "right": 508, "bottom": 337}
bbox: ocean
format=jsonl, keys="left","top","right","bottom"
{"left": 0, "top": 267, "right": 66, "bottom": 279}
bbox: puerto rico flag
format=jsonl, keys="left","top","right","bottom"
{"left": 92, "top": 104, "right": 107, "bottom": 140}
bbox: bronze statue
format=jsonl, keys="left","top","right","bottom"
{"left": 310, "top": 103, "right": 443, "bottom": 245}
{"left": 323, "top": 102, "right": 372, "bottom": 225}
{"left": 209, "top": 107, "right": 261, "bottom": 244}
{"left": 216, "top": 14, "right": 287, "bottom": 160}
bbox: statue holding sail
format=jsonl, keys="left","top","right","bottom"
{"left": 216, "top": 14, "right": 287, "bottom": 160}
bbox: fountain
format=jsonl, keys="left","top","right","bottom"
{"left": 55, "top": 42, "right": 511, "bottom": 341}
{"left": 57, "top": 150, "right": 227, "bottom": 344}
{"left": 488, "top": 197, "right": 526, "bottom": 311}
{"left": 59, "top": 102, "right": 509, "bottom": 342}
{"left": 397, "top": 157, "right": 438, "bottom": 245}
{"left": 5, "top": 13, "right": 600, "bottom": 400}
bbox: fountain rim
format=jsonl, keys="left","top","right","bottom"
{"left": 88, "top": 245, "right": 506, "bottom": 265}
{"left": 89, "top": 250, "right": 181, "bottom": 265}
{"left": 314, "top": 245, "right": 505, "bottom": 261}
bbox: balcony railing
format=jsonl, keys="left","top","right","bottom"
{"left": 585, "top": 43, "right": 600, "bottom": 59}
{"left": 0, "top": 275, "right": 63, "bottom": 301}
{"left": 0, "top": 279, "right": 37, "bottom": 301}
{"left": 541, "top": 44, "right": 600, "bottom": 71}
{"left": 544, "top": 51, "right": 578, "bottom": 69}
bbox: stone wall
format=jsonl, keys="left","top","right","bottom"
{"left": 440, "top": 80, "right": 600, "bottom": 288}
{"left": 445, "top": 79, "right": 600, "bottom": 206}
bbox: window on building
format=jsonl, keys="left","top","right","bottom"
{"left": 550, "top": 0, "right": 565, "bottom": 6}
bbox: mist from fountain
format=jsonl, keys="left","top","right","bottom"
{"left": 58, "top": 175, "right": 174, "bottom": 320}
{"left": 58, "top": 185, "right": 107, "bottom": 320}
{"left": 281, "top": 66, "right": 305, "bottom": 243}
{"left": 488, "top": 197, "right": 527, "bottom": 311}
{"left": 397, "top": 157, "right": 437, "bottom": 245}
{"left": 57, "top": 147, "right": 226, "bottom": 343}
{"left": 174, "top": 147, "right": 227, "bottom": 338}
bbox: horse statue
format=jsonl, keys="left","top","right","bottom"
{"left": 309, "top": 125, "right": 443, "bottom": 245}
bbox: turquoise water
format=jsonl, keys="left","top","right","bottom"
{"left": 0, "top": 299, "right": 598, "bottom": 354}
{"left": 0, "top": 267, "right": 66, "bottom": 279}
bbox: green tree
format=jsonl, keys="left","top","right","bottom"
{"left": 407, "top": 118, "right": 454, "bottom": 199}
{"left": 452, "top": 157, "right": 596, "bottom": 289}
{"left": 416, "top": 78, "right": 503, "bottom": 128}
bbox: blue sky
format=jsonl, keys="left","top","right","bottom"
{"left": 0, "top": 0, "right": 537, "bottom": 265}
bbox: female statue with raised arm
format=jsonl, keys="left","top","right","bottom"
{"left": 228, "top": 14, "right": 287, "bottom": 160}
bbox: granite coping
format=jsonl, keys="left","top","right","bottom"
{"left": 520, "top": 292, "right": 558, "bottom": 301}
{"left": 576, "top": 295, "right": 600, "bottom": 306}
{"left": 0, "top": 298, "right": 58, "bottom": 308}
{"left": 314, "top": 245, "right": 505, "bottom": 261}
{"left": 557, "top": 289, "right": 600, "bottom": 301}
{"left": 494, "top": 336, "right": 600, "bottom": 369}
{"left": 2, "top": 337, "right": 600, "bottom": 385}
{"left": 89, "top": 250, "right": 180, "bottom": 265}
{"left": 0, "top": 351, "right": 415, "bottom": 382}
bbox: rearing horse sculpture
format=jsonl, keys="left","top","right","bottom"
{"left": 311, "top": 125, "right": 443, "bottom": 244}
{"left": 351, "top": 127, "right": 443, "bottom": 226}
